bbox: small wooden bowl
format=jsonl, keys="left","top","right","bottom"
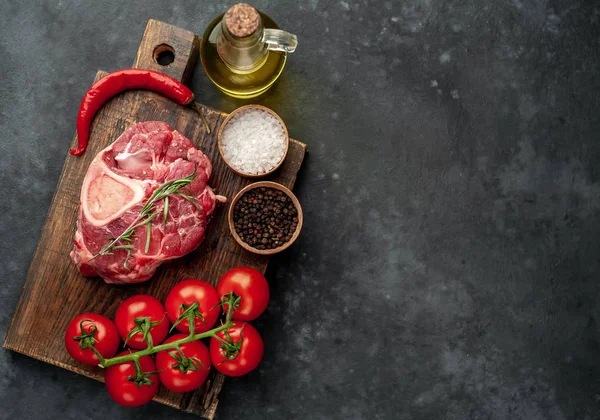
{"left": 217, "top": 105, "right": 290, "bottom": 178}
{"left": 228, "top": 181, "right": 303, "bottom": 255}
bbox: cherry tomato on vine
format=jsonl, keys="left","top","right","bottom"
{"left": 217, "top": 267, "right": 269, "bottom": 321}
{"left": 165, "top": 280, "right": 221, "bottom": 334}
{"left": 210, "top": 322, "right": 264, "bottom": 377}
{"left": 155, "top": 334, "right": 211, "bottom": 393}
{"left": 64, "top": 313, "right": 120, "bottom": 366}
{"left": 105, "top": 351, "right": 160, "bottom": 407}
{"left": 114, "top": 295, "right": 169, "bottom": 349}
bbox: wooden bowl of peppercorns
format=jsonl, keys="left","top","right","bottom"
{"left": 228, "top": 181, "right": 303, "bottom": 255}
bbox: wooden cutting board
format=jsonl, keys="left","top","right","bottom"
{"left": 3, "top": 19, "right": 306, "bottom": 419}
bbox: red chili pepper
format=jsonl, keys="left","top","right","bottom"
{"left": 70, "top": 69, "right": 210, "bottom": 156}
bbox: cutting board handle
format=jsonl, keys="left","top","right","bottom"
{"left": 132, "top": 19, "right": 200, "bottom": 85}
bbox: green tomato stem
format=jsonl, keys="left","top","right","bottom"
{"left": 100, "top": 322, "right": 233, "bottom": 368}
{"left": 94, "top": 290, "right": 239, "bottom": 371}
{"left": 90, "top": 345, "right": 105, "bottom": 364}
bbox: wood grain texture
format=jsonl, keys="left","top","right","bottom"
{"left": 3, "top": 19, "right": 306, "bottom": 420}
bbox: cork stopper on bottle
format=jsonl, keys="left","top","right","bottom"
{"left": 224, "top": 3, "right": 260, "bottom": 38}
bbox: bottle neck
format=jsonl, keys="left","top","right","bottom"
{"left": 217, "top": 19, "right": 269, "bottom": 74}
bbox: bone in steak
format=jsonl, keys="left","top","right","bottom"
{"left": 70, "top": 121, "right": 218, "bottom": 284}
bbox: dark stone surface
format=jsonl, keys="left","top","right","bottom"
{"left": 1, "top": 0, "right": 599, "bottom": 419}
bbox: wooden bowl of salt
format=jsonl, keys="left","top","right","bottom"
{"left": 217, "top": 105, "right": 289, "bottom": 178}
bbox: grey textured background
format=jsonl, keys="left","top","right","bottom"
{"left": 1, "top": 0, "right": 600, "bottom": 419}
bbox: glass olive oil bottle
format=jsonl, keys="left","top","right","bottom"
{"left": 200, "top": 3, "right": 298, "bottom": 99}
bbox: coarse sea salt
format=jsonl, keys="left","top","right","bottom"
{"left": 221, "top": 108, "right": 287, "bottom": 175}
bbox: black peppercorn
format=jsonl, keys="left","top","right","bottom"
{"left": 233, "top": 187, "right": 298, "bottom": 250}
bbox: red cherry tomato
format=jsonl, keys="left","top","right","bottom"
{"left": 155, "top": 334, "right": 211, "bottom": 393}
{"left": 105, "top": 351, "right": 160, "bottom": 407}
{"left": 217, "top": 267, "right": 269, "bottom": 321}
{"left": 114, "top": 295, "right": 169, "bottom": 349}
{"left": 64, "top": 313, "right": 120, "bottom": 366}
{"left": 210, "top": 322, "right": 264, "bottom": 376}
{"left": 165, "top": 280, "right": 220, "bottom": 334}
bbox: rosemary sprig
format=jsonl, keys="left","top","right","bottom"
{"left": 88, "top": 168, "right": 202, "bottom": 268}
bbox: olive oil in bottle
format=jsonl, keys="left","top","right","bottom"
{"left": 200, "top": 3, "right": 298, "bottom": 99}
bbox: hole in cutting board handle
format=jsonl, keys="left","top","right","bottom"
{"left": 153, "top": 44, "right": 175, "bottom": 66}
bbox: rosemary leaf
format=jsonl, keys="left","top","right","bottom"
{"left": 144, "top": 212, "right": 160, "bottom": 254}
{"left": 163, "top": 195, "right": 169, "bottom": 226}
{"left": 145, "top": 222, "right": 152, "bottom": 254}
{"left": 177, "top": 192, "right": 203, "bottom": 213}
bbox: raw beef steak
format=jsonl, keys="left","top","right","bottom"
{"left": 70, "top": 121, "right": 219, "bottom": 284}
